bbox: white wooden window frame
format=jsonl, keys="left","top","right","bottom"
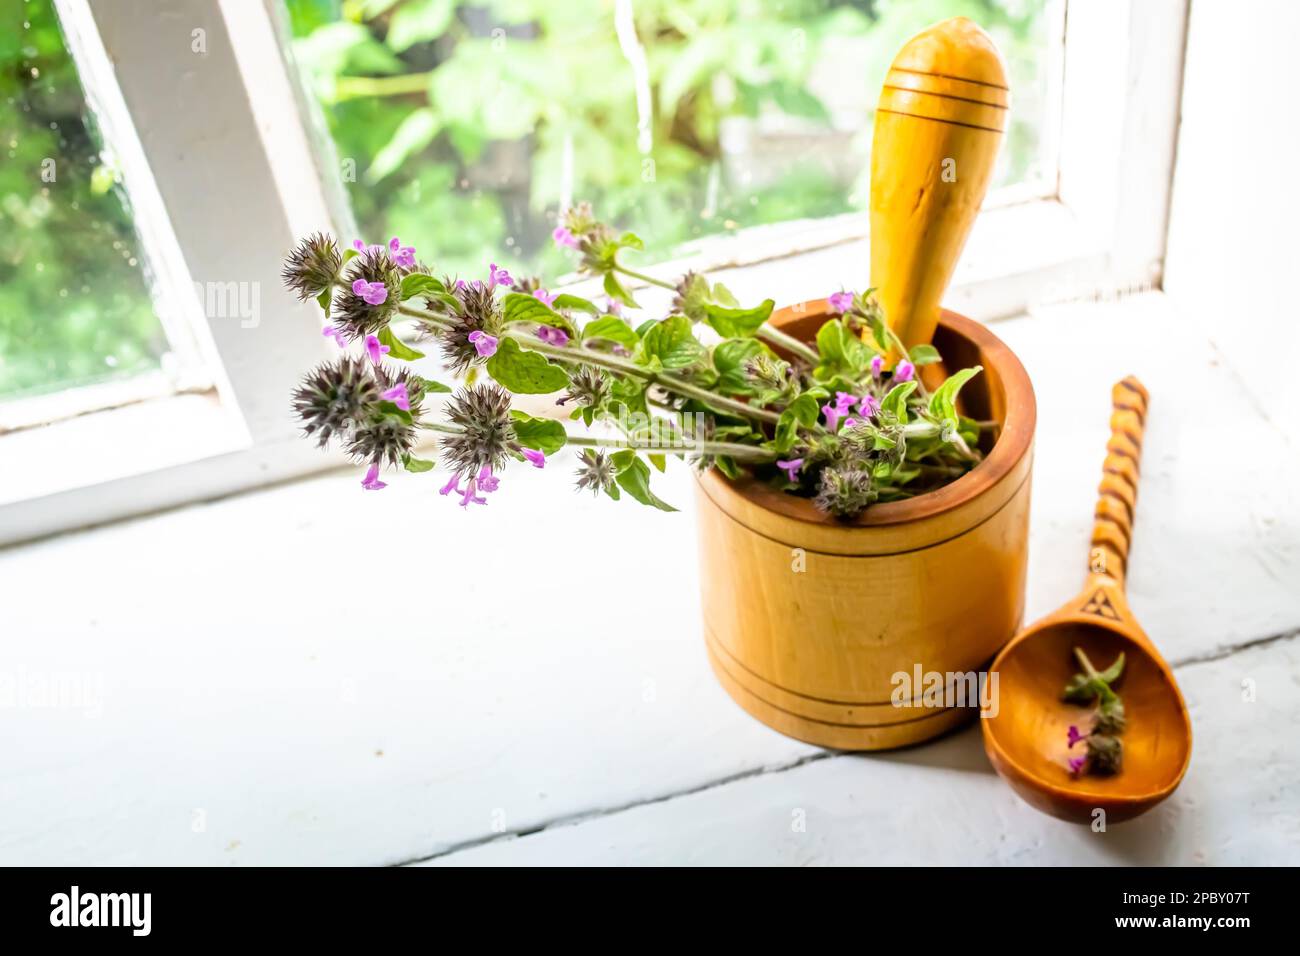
{"left": 0, "top": 0, "right": 1187, "bottom": 548}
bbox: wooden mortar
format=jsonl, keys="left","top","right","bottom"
{"left": 694, "top": 300, "right": 1035, "bottom": 749}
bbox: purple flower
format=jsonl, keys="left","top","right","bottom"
{"left": 522, "top": 449, "right": 546, "bottom": 468}
{"left": 454, "top": 468, "right": 496, "bottom": 508}
{"left": 361, "top": 462, "right": 387, "bottom": 491}
{"left": 894, "top": 361, "right": 915, "bottom": 383}
{"left": 833, "top": 391, "right": 858, "bottom": 414}
{"left": 488, "top": 262, "right": 513, "bottom": 289}
{"left": 1067, "top": 756, "right": 1087, "bottom": 775}
{"left": 534, "top": 288, "right": 558, "bottom": 307}
{"left": 871, "top": 355, "right": 884, "bottom": 379}
{"left": 441, "top": 471, "right": 487, "bottom": 507}
{"left": 828, "top": 291, "right": 854, "bottom": 313}
{"left": 476, "top": 465, "right": 500, "bottom": 493}
{"left": 1066, "top": 725, "right": 1088, "bottom": 748}
{"left": 606, "top": 298, "right": 622, "bottom": 315}
{"left": 388, "top": 236, "right": 416, "bottom": 269}
{"left": 842, "top": 417, "right": 859, "bottom": 429}
{"left": 552, "top": 226, "right": 579, "bottom": 249}
{"left": 776, "top": 458, "right": 804, "bottom": 481}
{"left": 322, "top": 326, "right": 346, "bottom": 348}
{"left": 536, "top": 325, "right": 569, "bottom": 346}
{"left": 352, "top": 239, "right": 366, "bottom": 251}
{"left": 352, "top": 278, "right": 388, "bottom": 306}
{"left": 381, "top": 381, "right": 410, "bottom": 412}
{"left": 467, "top": 330, "right": 498, "bottom": 358}
{"left": 859, "top": 394, "right": 881, "bottom": 418}
{"left": 822, "top": 403, "right": 844, "bottom": 432}
{"left": 365, "top": 334, "right": 390, "bottom": 365}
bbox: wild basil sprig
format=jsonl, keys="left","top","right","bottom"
{"left": 1063, "top": 648, "right": 1127, "bottom": 775}
{"left": 282, "top": 211, "right": 992, "bottom": 518}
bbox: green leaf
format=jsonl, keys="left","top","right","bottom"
{"left": 713, "top": 455, "right": 743, "bottom": 480}
{"left": 603, "top": 272, "right": 639, "bottom": 309}
{"left": 376, "top": 401, "right": 413, "bottom": 425}
{"left": 712, "top": 338, "right": 765, "bottom": 396}
{"left": 485, "top": 337, "right": 570, "bottom": 394}
{"left": 385, "top": 0, "right": 455, "bottom": 52}
{"left": 880, "top": 381, "right": 917, "bottom": 423}
{"left": 814, "top": 318, "right": 870, "bottom": 379}
{"left": 509, "top": 411, "right": 568, "bottom": 455}
{"left": 773, "top": 393, "right": 820, "bottom": 452}
{"left": 929, "top": 366, "right": 983, "bottom": 427}
{"left": 638, "top": 315, "right": 706, "bottom": 370}
{"left": 402, "top": 455, "right": 436, "bottom": 473}
{"left": 366, "top": 108, "right": 440, "bottom": 183}
{"left": 378, "top": 326, "right": 424, "bottom": 361}
{"left": 581, "top": 315, "right": 640, "bottom": 350}
{"left": 317, "top": 288, "right": 332, "bottom": 320}
{"left": 703, "top": 299, "right": 775, "bottom": 338}
{"left": 500, "top": 291, "right": 578, "bottom": 339}
{"left": 618, "top": 232, "right": 644, "bottom": 251}
{"left": 426, "top": 290, "right": 465, "bottom": 314}
{"left": 414, "top": 374, "right": 452, "bottom": 394}
{"left": 772, "top": 82, "right": 831, "bottom": 121}
{"left": 89, "top": 164, "right": 116, "bottom": 196}
{"left": 294, "top": 21, "right": 406, "bottom": 77}
{"left": 909, "top": 343, "right": 943, "bottom": 366}
{"left": 610, "top": 376, "right": 648, "bottom": 417}
{"left": 1098, "top": 652, "right": 1126, "bottom": 685}
{"left": 1062, "top": 675, "right": 1096, "bottom": 702}
{"left": 550, "top": 293, "right": 599, "bottom": 315}
{"left": 611, "top": 451, "right": 677, "bottom": 512}
{"left": 710, "top": 282, "right": 739, "bottom": 308}
{"left": 399, "top": 273, "right": 446, "bottom": 301}
{"left": 502, "top": 291, "right": 559, "bottom": 325}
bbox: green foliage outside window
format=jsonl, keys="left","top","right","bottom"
{"left": 0, "top": 0, "right": 162, "bottom": 401}
{"left": 287, "top": 0, "right": 1047, "bottom": 279}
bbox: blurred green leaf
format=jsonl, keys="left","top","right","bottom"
{"left": 367, "top": 108, "right": 440, "bottom": 183}
{"left": 386, "top": 0, "right": 455, "bottom": 52}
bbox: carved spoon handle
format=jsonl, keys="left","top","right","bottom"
{"left": 1088, "top": 376, "right": 1150, "bottom": 590}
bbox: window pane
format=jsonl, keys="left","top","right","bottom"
{"left": 0, "top": 0, "right": 166, "bottom": 402}
{"left": 286, "top": 0, "right": 1057, "bottom": 276}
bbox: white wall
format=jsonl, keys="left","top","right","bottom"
{"left": 1164, "top": 0, "right": 1300, "bottom": 414}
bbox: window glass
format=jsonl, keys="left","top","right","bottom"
{"left": 0, "top": 0, "right": 168, "bottom": 402}
{"left": 287, "top": 0, "right": 1056, "bottom": 277}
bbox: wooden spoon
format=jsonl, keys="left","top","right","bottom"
{"left": 982, "top": 377, "right": 1192, "bottom": 824}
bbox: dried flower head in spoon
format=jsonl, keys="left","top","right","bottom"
{"left": 1063, "top": 648, "right": 1127, "bottom": 776}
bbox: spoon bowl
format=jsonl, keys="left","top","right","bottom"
{"left": 985, "top": 618, "right": 1191, "bottom": 823}
{"left": 982, "top": 377, "right": 1192, "bottom": 824}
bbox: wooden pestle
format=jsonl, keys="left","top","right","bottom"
{"left": 869, "top": 17, "right": 1008, "bottom": 352}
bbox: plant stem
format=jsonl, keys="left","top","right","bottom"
{"left": 613, "top": 264, "right": 675, "bottom": 290}
{"left": 420, "top": 421, "right": 773, "bottom": 462}
{"left": 615, "top": 264, "right": 819, "bottom": 365}
{"left": 756, "top": 323, "right": 820, "bottom": 365}
{"left": 563, "top": 433, "right": 773, "bottom": 461}
{"left": 393, "top": 299, "right": 779, "bottom": 425}
{"left": 395, "top": 301, "right": 456, "bottom": 332}
{"left": 498, "top": 328, "right": 782, "bottom": 426}
{"left": 333, "top": 72, "right": 434, "bottom": 101}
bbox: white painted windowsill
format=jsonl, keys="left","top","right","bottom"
{"left": 2, "top": 287, "right": 1297, "bottom": 865}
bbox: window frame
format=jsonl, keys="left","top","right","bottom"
{"left": 0, "top": 0, "right": 1188, "bottom": 547}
